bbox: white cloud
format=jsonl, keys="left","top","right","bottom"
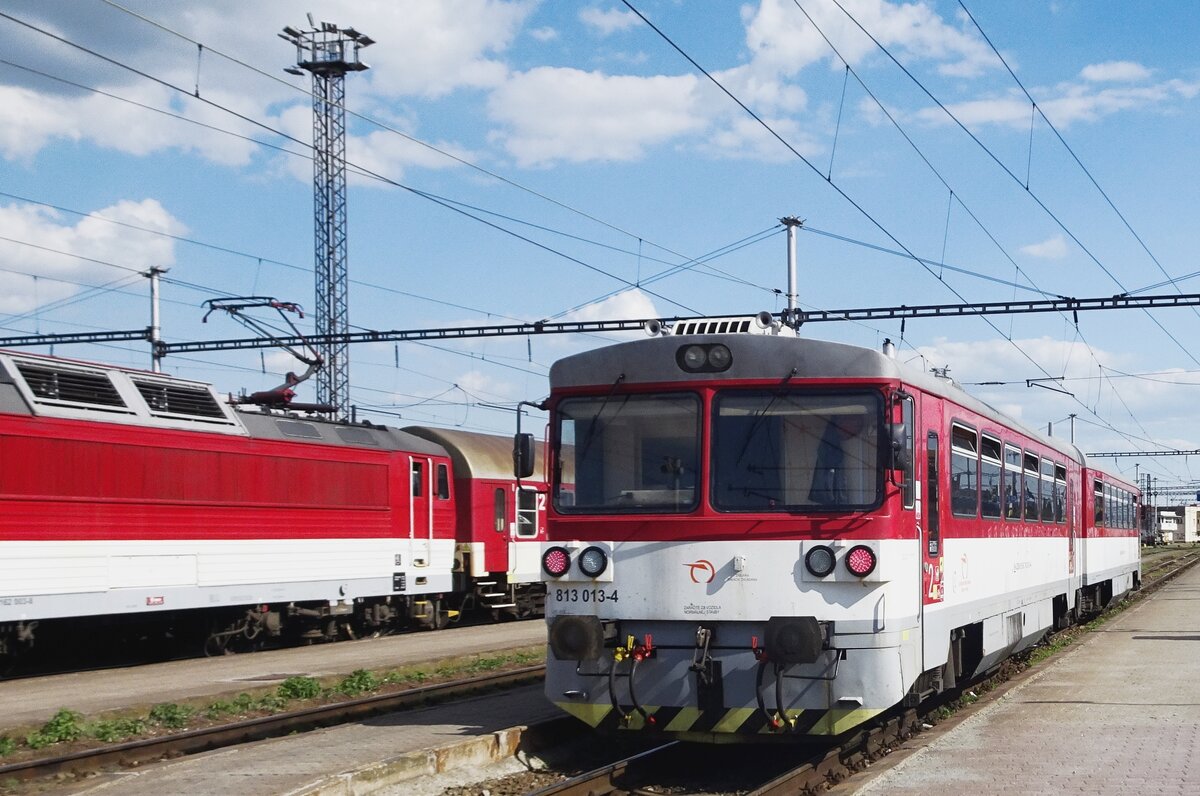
{"left": 0, "top": 0, "right": 532, "bottom": 166}
{"left": 916, "top": 78, "right": 1200, "bottom": 130}
{"left": 0, "top": 199, "right": 186, "bottom": 314}
{"left": 1020, "top": 235, "right": 1069, "bottom": 260}
{"left": 528, "top": 26, "right": 559, "bottom": 42}
{"left": 1080, "top": 61, "right": 1151, "bottom": 83}
{"left": 907, "top": 335, "right": 1200, "bottom": 451}
{"left": 487, "top": 67, "right": 704, "bottom": 166}
{"left": 560, "top": 288, "right": 659, "bottom": 323}
{"left": 355, "top": 0, "right": 532, "bottom": 98}
{"left": 742, "top": 0, "right": 995, "bottom": 80}
{"left": 579, "top": 7, "right": 639, "bottom": 36}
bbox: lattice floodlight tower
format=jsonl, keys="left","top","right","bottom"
{"left": 280, "top": 19, "right": 373, "bottom": 419}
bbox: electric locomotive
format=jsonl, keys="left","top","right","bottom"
{"left": 519, "top": 315, "right": 1140, "bottom": 740}
{"left": 0, "top": 349, "right": 546, "bottom": 669}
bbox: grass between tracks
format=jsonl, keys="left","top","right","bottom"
{"left": 0, "top": 644, "right": 544, "bottom": 774}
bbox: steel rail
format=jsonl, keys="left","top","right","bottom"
{"left": 0, "top": 664, "right": 545, "bottom": 784}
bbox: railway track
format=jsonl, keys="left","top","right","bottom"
{"left": 0, "top": 665, "right": 545, "bottom": 786}
{"left": 8, "top": 551, "right": 1195, "bottom": 793}
{"left": 527, "top": 710, "right": 927, "bottom": 796}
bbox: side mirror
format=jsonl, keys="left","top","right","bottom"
{"left": 888, "top": 422, "right": 913, "bottom": 475}
{"left": 514, "top": 432, "right": 536, "bottom": 479}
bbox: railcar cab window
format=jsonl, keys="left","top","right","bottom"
{"left": 554, "top": 392, "right": 699, "bottom": 513}
{"left": 712, "top": 391, "right": 881, "bottom": 512}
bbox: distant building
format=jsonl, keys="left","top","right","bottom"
{"left": 1182, "top": 505, "right": 1200, "bottom": 543}
{"left": 1158, "top": 508, "right": 1180, "bottom": 544}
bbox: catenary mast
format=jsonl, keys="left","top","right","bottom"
{"left": 281, "top": 19, "right": 373, "bottom": 419}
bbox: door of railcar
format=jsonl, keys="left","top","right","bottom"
{"left": 919, "top": 396, "right": 946, "bottom": 674}
{"left": 409, "top": 455, "right": 434, "bottom": 568}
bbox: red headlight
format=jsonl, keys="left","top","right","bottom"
{"left": 845, "top": 545, "right": 877, "bottom": 577}
{"left": 542, "top": 546, "right": 571, "bottom": 578}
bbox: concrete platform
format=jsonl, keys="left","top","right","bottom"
{"left": 65, "top": 684, "right": 562, "bottom": 796}
{"left": 840, "top": 563, "right": 1200, "bottom": 795}
{"left": 1, "top": 621, "right": 546, "bottom": 728}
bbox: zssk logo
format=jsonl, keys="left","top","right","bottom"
{"left": 685, "top": 559, "right": 716, "bottom": 584}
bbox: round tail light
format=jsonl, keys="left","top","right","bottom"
{"left": 578, "top": 546, "right": 609, "bottom": 578}
{"left": 804, "top": 545, "right": 836, "bottom": 577}
{"left": 542, "top": 546, "right": 571, "bottom": 578}
{"left": 845, "top": 545, "right": 877, "bottom": 577}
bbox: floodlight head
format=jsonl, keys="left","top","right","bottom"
{"left": 284, "top": 67, "right": 304, "bottom": 76}
{"left": 282, "top": 25, "right": 301, "bottom": 38}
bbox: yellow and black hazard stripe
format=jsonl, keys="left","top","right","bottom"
{"left": 555, "top": 701, "right": 884, "bottom": 736}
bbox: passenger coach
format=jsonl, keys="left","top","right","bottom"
{"left": 521, "top": 315, "right": 1140, "bottom": 740}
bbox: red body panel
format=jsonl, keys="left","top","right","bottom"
{"left": 0, "top": 414, "right": 456, "bottom": 543}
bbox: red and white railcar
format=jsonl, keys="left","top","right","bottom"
{"left": 0, "top": 349, "right": 544, "bottom": 665}
{"left": 526, "top": 317, "right": 1140, "bottom": 740}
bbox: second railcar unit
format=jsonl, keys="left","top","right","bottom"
{"left": 525, "top": 316, "right": 1140, "bottom": 741}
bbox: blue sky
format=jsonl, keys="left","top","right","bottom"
{"left": 2, "top": 0, "right": 1199, "bottom": 493}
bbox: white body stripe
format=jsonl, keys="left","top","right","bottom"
{"left": 0, "top": 538, "right": 456, "bottom": 622}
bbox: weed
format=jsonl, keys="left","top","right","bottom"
{"left": 337, "top": 669, "right": 380, "bottom": 696}
{"left": 26, "top": 709, "right": 84, "bottom": 749}
{"left": 256, "top": 693, "right": 286, "bottom": 711}
{"left": 89, "top": 718, "right": 147, "bottom": 743}
{"left": 148, "top": 703, "right": 194, "bottom": 728}
{"left": 277, "top": 676, "right": 320, "bottom": 701}
{"left": 0, "top": 736, "right": 15, "bottom": 756}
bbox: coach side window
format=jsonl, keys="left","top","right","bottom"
{"left": 1054, "top": 464, "right": 1067, "bottom": 523}
{"left": 950, "top": 424, "right": 978, "bottom": 517}
{"left": 1023, "top": 454, "right": 1040, "bottom": 521}
{"left": 980, "top": 435, "right": 1002, "bottom": 519}
{"left": 412, "top": 462, "right": 423, "bottom": 497}
{"left": 437, "top": 464, "right": 450, "bottom": 500}
{"left": 1094, "top": 479, "right": 1105, "bottom": 526}
{"left": 1004, "top": 445, "right": 1022, "bottom": 520}
{"left": 1039, "top": 459, "right": 1055, "bottom": 522}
